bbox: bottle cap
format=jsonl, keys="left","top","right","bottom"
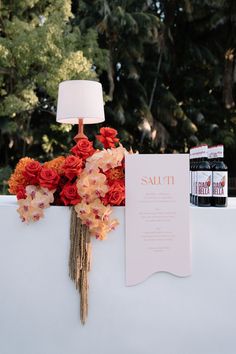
{"left": 194, "top": 146, "right": 200, "bottom": 159}
{"left": 208, "top": 147, "right": 214, "bottom": 159}
{"left": 217, "top": 145, "right": 224, "bottom": 158}
{"left": 191, "top": 146, "right": 198, "bottom": 159}
{"left": 201, "top": 145, "right": 208, "bottom": 158}
{"left": 189, "top": 148, "right": 192, "bottom": 159}
{"left": 208, "top": 146, "right": 217, "bottom": 159}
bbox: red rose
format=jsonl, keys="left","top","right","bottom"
{"left": 61, "top": 155, "right": 83, "bottom": 180}
{"left": 70, "top": 138, "right": 95, "bottom": 160}
{"left": 38, "top": 167, "right": 60, "bottom": 190}
{"left": 96, "top": 127, "right": 119, "bottom": 149}
{"left": 23, "top": 161, "right": 42, "bottom": 184}
{"left": 16, "top": 185, "right": 26, "bottom": 200}
{"left": 60, "top": 183, "right": 81, "bottom": 206}
{"left": 103, "top": 180, "right": 125, "bottom": 206}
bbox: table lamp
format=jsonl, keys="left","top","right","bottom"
{"left": 56, "top": 80, "right": 105, "bottom": 142}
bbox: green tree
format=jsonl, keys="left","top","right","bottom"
{"left": 1, "top": 0, "right": 236, "bottom": 194}
{"left": 0, "top": 0, "right": 106, "bottom": 177}
{"left": 76, "top": 0, "right": 198, "bottom": 153}
{"left": 75, "top": 0, "right": 236, "bottom": 192}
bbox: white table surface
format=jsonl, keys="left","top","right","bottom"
{"left": 0, "top": 196, "right": 236, "bottom": 354}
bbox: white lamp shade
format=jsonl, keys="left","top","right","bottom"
{"left": 56, "top": 80, "right": 105, "bottom": 124}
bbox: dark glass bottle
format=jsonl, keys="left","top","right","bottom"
{"left": 189, "top": 149, "right": 193, "bottom": 204}
{"left": 207, "top": 146, "right": 217, "bottom": 206}
{"left": 212, "top": 145, "right": 228, "bottom": 207}
{"left": 191, "top": 147, "right": 197, "bottom": 205}
{"left": 197, "top": 145, "right": 212, "bottom": 207}
{"left": 193, "top": 147, "right": 200, "bottom": 206}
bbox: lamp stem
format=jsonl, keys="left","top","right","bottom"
{"left": 78, "top": 118, "right": 84, "bottom": 135}
{"left": 74, "top": 118, "right": 87, "bottom": 142}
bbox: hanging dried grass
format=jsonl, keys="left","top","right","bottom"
{"left": 69, "top": 206, "right": 91, "bottom": 324}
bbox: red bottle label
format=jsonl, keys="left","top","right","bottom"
{"left": 213, "top": 171, "right": 228, "bottom": 197}
{"left": 197, "top": 171, "right": 212, "bottom": 197}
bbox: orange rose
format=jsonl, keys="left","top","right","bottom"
{"left": 96, "top": 127, "right": 119, "bottom": 148}
{"left": 61, "top": 155, "right": 83, "bottom": 180}
{"left": 23, "top": 161, "right": 42, "bottom": 185}
{"left": 38, "top": 167, "right": 60, "bottom": 190}
{"left": 43, "top": 156, "right": 65, "bottom": 175}
{"left": 70, "top": 138, "right": 95, "bottom": 160}
{"left": 60, "top": 183, "right": 81, "bottom": 206}
{"left": 8, "top": 157, "right": 34, "bottom": 194}
{"left": 105, "top": 166, "right": 125, "bottom": 185}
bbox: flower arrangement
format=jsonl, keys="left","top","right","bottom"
{"left": 8, "top": 127, "right": 131, "bottom": 324}
{"left": 9, "top": 127, "right": 127, "bottom": 240}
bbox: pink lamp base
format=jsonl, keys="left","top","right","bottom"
{"left": 74, "top": 119, "right": 88, "bottom": 142}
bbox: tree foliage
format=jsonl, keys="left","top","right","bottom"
{"left": 76, "top": 1, "right": 236, "bottom": 155}
{"left": 1, "top": 0, "right": 236, "bottom": 194}
{"left": 0, "top": 0, "right": 106, "bottom": 181}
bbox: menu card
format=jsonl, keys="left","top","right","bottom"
{"left": 125, "top": 154, "right": 191, "bottom": 286}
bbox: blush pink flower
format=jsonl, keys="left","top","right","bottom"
{"left": 76, "top": 170, "right": 108, "bottom": 203}
{"left": 75, "top": 199, "right": 119, "bottom": 240}
{"left": 85, "top": 145, "right": 129, "bottom": 172}
{"left": 17, "top": 185, "right": 54, "bottom": 223}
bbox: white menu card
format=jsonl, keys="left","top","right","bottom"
{"left": 125, "top": 154, "right": 191, "bottom": 286}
